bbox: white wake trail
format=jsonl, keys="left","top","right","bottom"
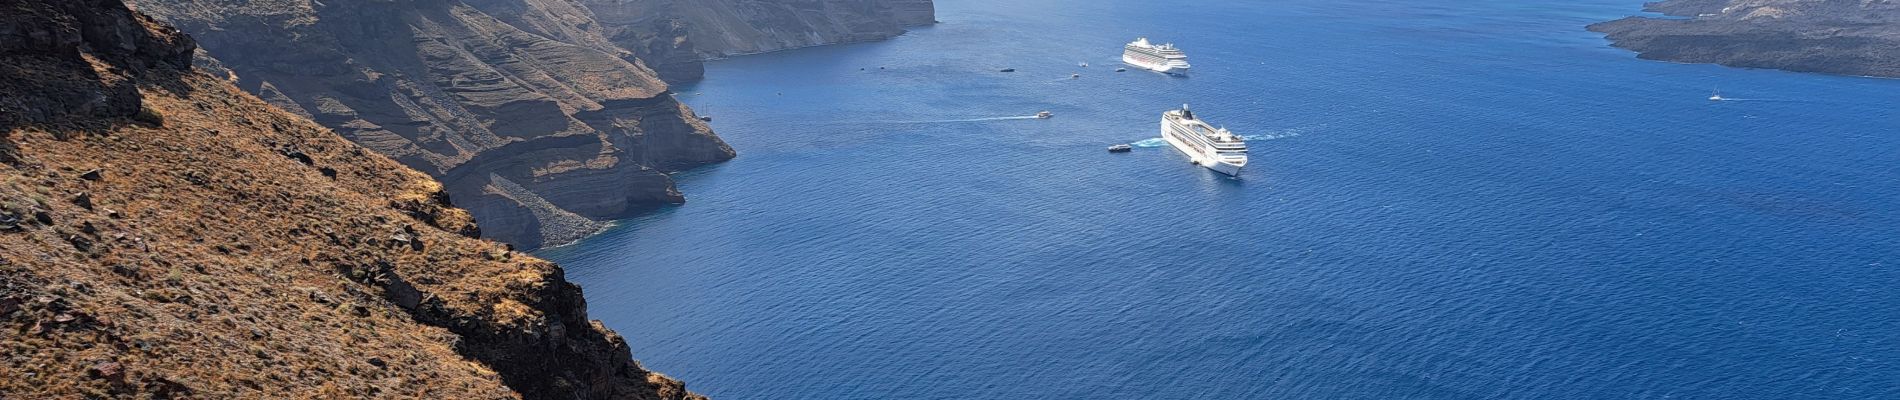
{"left": 1124, "top": 131, "right": 1302, "bottom": 148}
{"left": 882, "top": 115, "right": 1045, "bottom": 124}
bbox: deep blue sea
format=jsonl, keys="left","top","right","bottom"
{"left": 538, "top": 0, "right": 1900, "bottom": 398}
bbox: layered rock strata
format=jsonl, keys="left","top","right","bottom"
{"left": 589, "top": 0, "right": 938, "bottom": 83}
{"left": 132, "top": 0, "right": 736, "bottom": 249}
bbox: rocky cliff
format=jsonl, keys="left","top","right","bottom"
{"left": 1591, "top": 0, "right": 1900, "bottom": 78}
{"left": 129, "top": 0, "right": 736, "bottom": 250}
{"left": 0, "top": 0, "right": 701, "bottom": 398}
{"left": 588, "top": 0, "right": 937, "bottom": 83}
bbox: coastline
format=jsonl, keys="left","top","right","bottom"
{"left": 1589, "top": 0, "right": 1900, "bottom": 79}
{"left": 698, "top": 25, "right": 934, "bottom": 61}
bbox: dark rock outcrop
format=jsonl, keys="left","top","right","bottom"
{"left": 588, "top": 0, "right": 938, "bottom": 83}
{"left": 0, "top": 0, "right": 193, "bottom": 131}
{"left": 131, "top": 0, "right": 735, "bottom": 249}
{"left": 1, "top": 1, "right": 701, "bottom": 398}
{"left": 1591, "top": 0, "right": 1900, "bottom": 78}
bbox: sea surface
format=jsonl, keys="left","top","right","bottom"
{"left": 538, "top": 0, "right": 1900, "bottom": 398}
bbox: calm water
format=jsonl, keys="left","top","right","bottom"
{"left": 539, "top": 0, "right": 1900, "bottom": 398}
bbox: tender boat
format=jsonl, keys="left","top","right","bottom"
{"left": 1115, "top": 68, "right": 1127, "bottom": 72}
{"left": 1036, "top": 111, "right": 1054, "bottom": 119}
{"left": 1107, "top": 144, "right": 1133, "bottom": 153}
{"left": 1000, "top": 68, "right": 1017, "bottom": 72}
{"left": 1071, "top": 73, "right": 1081, "bottom": 79}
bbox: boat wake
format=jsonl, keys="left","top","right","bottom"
{"left": 884, "top": 115, "right": 1046, "bottom": 124}
{"left": 1240, "top": 132, "right": 1301, "bottom": 141}
{"left": 1128, "top": 138, "right": 1168, "bottom": 148}
{"left": 1711, "top": 95, "right": 1809, "bottom": 103}
{"left": 1126, "top": 131, "right": 1301, "bottom": 149}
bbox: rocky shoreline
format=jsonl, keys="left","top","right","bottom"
{"left": 1590, "top": 0, "right": 1900, "bottom": 78}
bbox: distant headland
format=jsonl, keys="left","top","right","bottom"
{"left": 1590, "top": 0, "right": 1900, "bottom": 78}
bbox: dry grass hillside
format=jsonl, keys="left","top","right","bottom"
{"left": 0, "top": 0, "right": 702, "bottom": 398}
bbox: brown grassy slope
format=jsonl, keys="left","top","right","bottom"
{"left": 0, "top": 1, "right": 702, "bottom": 398}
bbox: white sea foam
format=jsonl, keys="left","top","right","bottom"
{"left": 885, "top": 115, "right": 1044, "bottom": 124}
{"left": 1126, "top": 127, "right": 1306, "bottom": 149}
{"left": 1129, "top": 138, "right": 1168, "bottom": 148}
{"left": 1241, "top": 132, "right": 1302, "bottom": 141}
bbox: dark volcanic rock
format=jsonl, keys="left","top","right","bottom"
{"left": 0, "top": 0, "right": 194, "bottom": 131}
{"left": 1591, "top": 0, "right": 1900, "bottom": 78}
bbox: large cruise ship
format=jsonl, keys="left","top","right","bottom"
{"left": 1123, "top": 38, "right": 1191, "bottom": 75}
{"left": 1161, "top": 105, "right": 1246, "bottom": 176}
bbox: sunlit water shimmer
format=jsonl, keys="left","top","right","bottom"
{"left": 538, "top": 0, "right": 1900, "bottom": 398}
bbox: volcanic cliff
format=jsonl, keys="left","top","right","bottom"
{"left": 0, "top": 0, "right": 701, "bottom": 398}
{"left": 127, "top": 0, "right": 938, "bottom": 249}
{"left": 128, "top": 0, "right": 737, "bottom": 250}
{"left": 1591, "top": 0, "right": 1900, "bottom": 78}
{"left": 587, "top": 0, "right": 938, "bottom": 82}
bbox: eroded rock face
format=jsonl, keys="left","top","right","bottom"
{"left": 132, "top": 0, "right": 735, "bottom": 249}
{"left": 588, "top": 0, "right": 937, "bottom": 83}
{"left": 1, "top": 1, "right": 702, "bottom": 398}
{"left": 0, "top": 0, "right": 194, "bottom": 130}
{"left": 1591, "top": 0, "right": 1900, "bottom": 78}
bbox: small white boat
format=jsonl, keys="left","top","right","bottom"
{"left": 1071, "top": 73, "right": 1081, "bottom": 79}
{"left": 1036, "top": 111, "right": 1054, "bottom": 119}
{"left": 1107, "top": 144, "right": 1133, "bottom": 153}
{"left": 1080, "top": 62, "right": 1090, "bottom": 67}
{"left": 1708, "top": 88, "right": 1724, "bottom": 101}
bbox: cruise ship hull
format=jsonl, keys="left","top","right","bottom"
{"left": 1123, "top": 56, "right": 1189, "bottom": 75}
{"left": 1161, "top": 125, "right": 1244, "bottom": 176}
{"left": 1206, "top": 159, "right": 1244, "bottom": 176}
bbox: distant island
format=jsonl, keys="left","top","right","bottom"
{"left": 1590, "top": 0, "right": 1900, "bottom": 78}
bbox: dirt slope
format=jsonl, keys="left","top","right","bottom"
{"left": 0, "top": 1, "right": 702, "bottom": 398}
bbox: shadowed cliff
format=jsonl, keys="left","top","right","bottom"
{"left": 0, "top": 0, "right": 702, "bottom": 398}
{"left": 588, "top": 0, "right": 937, "bottom": 83}
{"left": 130, "top": 0, "right": 736, "bottom": 250}
{"left": 1591, "top": 0, "right": 1900, "bottom": 78}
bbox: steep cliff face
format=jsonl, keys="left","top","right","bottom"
{"left": 1591, "top": 0, "right": 1900, "bottom": 78}
{"left": 588, "top": 0, "right": 937, "bottom": 83}
{"left": 130, "top": 0, "right": 735, "bottom": 249}
{"left": 0, "top": 1, "right": 701, "bottom": 398}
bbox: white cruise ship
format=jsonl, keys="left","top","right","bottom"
{"left": 1123, "top": 38, "right": 1191, "bottom": 75}
{"left": 1161, "top": 105, "right": 1246, "bottom": 176}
